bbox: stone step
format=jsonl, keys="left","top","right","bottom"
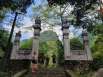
{"left": 23, "top": 68, "right": 68, "bottom": 77}
{"left": 24, "top": 72, "right": 66, "bottom": 77}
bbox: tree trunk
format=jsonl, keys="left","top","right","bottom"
{"left": 2, "top": 12, "right": 18, "bottom": 71}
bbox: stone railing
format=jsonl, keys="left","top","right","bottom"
{"left": 71, "top": 50, "right": 85, "bottom": 55}
{"left": 10, "top": 49, "right": 32, "bottom": 60}
{"left": 17, "top": 49, "right": 32, "bottom": 54}
{"left": 66, "top": 50, "right": 88, "bottom": 60}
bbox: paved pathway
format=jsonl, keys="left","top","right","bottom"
{"left": 23, "top": 67, "right": 71, "bottom": 77}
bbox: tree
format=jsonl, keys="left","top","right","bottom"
{"left": 48, "top": 0, "right": 97, "bottom": 24}
{"left": 39, "top": 42, "right": 48, "bottom": 54}
{"left": 89, "top": 23, "right": 103, "bottom": 70}
{"left": 56, "top": 40, "right": 64, "bottom": 65}
{"left": 0, "top": 29, "right": 9, "bottom": 57}
{"left": 90, "top": 34, "right": 103, "bottom": 70}
{"left": 70, "top": 37, "right": 83, "bottom": 50}
{"left": 1, "top": 0, "right": 32, "bottom": 71}
{"left": 20, "top": 39, "right": 32, "bottom": 49}
{"left": 93, "top": 24, "right": 103, "bottom": 35}
{"left": 0, "top": 0, "right": 31, "bottom": 20}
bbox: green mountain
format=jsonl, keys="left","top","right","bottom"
{"left": 20, "top": 30, "right": 59, "bottom": 49}
{"left": 39, "top": 30, "right": 58, "bottom": 42}
{"left": 20, "top": 39, "right": 32, "bottom": 49}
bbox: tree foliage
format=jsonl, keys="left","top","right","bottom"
{"left": 20, "top": 39, "right": 32, "bottom": 49}
{"left": 39, "top": 42, "right": 48, "bottom": 54}
{"left": 0, "top": 29, "right": 9, "bottom": 58}
{"left": 93, "top": 24, "right": 103, "bottom": 35}
{"left": 90, "top": 24, "right": 103, "bottom": 70}
{"left": 0, "top": 0, "right": 32, "bottom": 20}
{"left": 0, "top": 29, "right": 9, "bottom": 51}
{"left": 92, "top": 35, "right": 103, "bottom": 58}
{"left": 47, "top": 0, "right": 99, "bottom": 29}
{"left": 56, "top": 40, "right": 64, "bottom": 65}
{"left": 90, "top": 34, "right": 103, "bottom": 70}
{"left": 47, "top": 0, "right": 97, "bottom": 8}
{"left": 0, "top": 0, "right": 31, "bottom": 11}
{"left": 70, "top": 37, "right": 83, "bottom": 50}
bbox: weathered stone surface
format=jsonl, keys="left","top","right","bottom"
{"left": 23, "top": 67, "right": 70, "bottom": 77}
{"left": 94, "top": 68, "right": 103, "bottom": 77}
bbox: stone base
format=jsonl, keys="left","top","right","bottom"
{"left": 31, "top": 64, "right": 38, "bottom": 73}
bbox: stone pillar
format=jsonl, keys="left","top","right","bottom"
{"left": 82, "top": 29, "right": 92, "bottom": 60}
{"left": 32, "top": 17, "right": 41, "bottom": 64}
{"left": 62, "top": 18, "right": 70, "bottom": 60}
{"left": 11, "top": 31, "right": 21, "bottom": 59}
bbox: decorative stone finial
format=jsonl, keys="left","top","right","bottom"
{"left": 14, "top": 31, "right": 21, "bottom": 43}
{"left": 62, "top": 18, "right": 68, "bottom": 24}
{"left": 16, "top": 31, "right": 21, "bottom": 37}
{"left": 33, "top": 16, "right": 41, "bottom": 30}
{"left": 35, "top": 16, "right": 41, "bottom": 25}
{"left": 62, "top": 18, "right": 69, "bottom": 30}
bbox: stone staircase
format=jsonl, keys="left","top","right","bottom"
{"left": 22, "top": 67, "right": 71, "bottom": 77}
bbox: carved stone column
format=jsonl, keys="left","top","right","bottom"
{"left": 82, "top": 29, "right": 92, "bottom": 60}
{"left": 11, "top": 31, "right": 21, "bottom": 59}
{"left": 62, "top": 18, "right": 70, "bottom": 60}
{"left": 32, "top": 17, "right": 41, "bottom": 64}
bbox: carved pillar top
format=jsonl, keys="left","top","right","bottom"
{"left": 33, "top": 17, "right": 41, "bottom": 37}
{"left": 14, "top": 31, "right": 21, "bottom": 43}
{"left": 35, "top": 16, "right": 41, "bottom": 25}
{"left": 33, "top": 16, "right": 41, "bottom": 30}
{"left": 15, "top": 31, "right": 21, "bottom": 37}
{"left": 62, "top": 18, "right": 69, "bottom": 30}
{"left": 61, "top": 18, "right": 69, "bottom": 39}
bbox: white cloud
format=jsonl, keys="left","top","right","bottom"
{"left": 4, "top": 16, "right": 81, "bottom": 41}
